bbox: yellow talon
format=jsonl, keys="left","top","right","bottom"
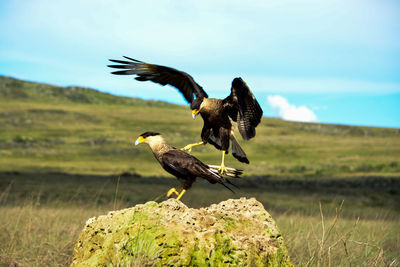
{"left": 181, "top": 144, "right": 193, "bottom": 153}
{"left": 181, "top": 141, "right": 204, "bottom": 153}
{"left": 176, "top": 189, "right": 187, "bottom": 201}
{"left": 167, "top": 186, "right": 181, "bottom": 198}
{"left": 218, "top": 150, "right": 227, "bottom": 175}
{"left": 218, "top": 165, "right": 228, "bottom": 175}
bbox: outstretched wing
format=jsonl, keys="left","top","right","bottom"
{"left": 223, "top": 77, "right": 263, "bottom": 140}
{"left": 108, "top": 56, "right": 208, "bottom": 103}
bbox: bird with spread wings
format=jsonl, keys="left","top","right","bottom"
{"left": 108, "top": 57, "right": 263, "bottom": 174}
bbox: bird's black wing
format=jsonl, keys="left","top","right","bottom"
{"left": 161, "top": 149, "right": 225, "bottom": 184}
{"left": 108, "top": 56, "right": 208, "bottom": 103}
{"left": 223, "top": 77, "right": 263, "bottom": 140}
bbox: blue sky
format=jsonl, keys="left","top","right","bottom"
{"left": 0, "top": 0, "right": 399, "bottom": 128}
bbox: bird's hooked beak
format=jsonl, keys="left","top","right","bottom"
{"left": 135, "top": 136, "right": 146, "bottom": 146}
{"left": 192, "top": 109, "right": 200, "bottom": 119}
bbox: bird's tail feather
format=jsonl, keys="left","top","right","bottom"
{"left": 208, "top": 165, "right": 243, "bottom": 178}
{"left": 207, "top": 165, "right": 240, "bottom": 193}
{"left": 231, "top": 135, "right": 249, "bottom": 164}
{"left": 220, "top": 181, "right": 236, "bottom": 193}
{"left": 225, "top": 178, "right": 239, "bottom": 189}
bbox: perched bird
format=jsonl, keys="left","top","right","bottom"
{"left": 108, "top": 57, "right": 263, "bottom": 174}
{"left": 134, "top": 132, "right": 241, "bottom": 200}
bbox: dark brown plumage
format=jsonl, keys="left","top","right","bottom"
{"left": 135, "top": 132, "right": 241, "bottom": 200}
{"left": 109, "top": 57, "right": 263, "bottom": 173}
{"left": 108, "top": 56, "right": 208, "bottom": 103}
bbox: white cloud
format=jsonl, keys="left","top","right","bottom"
{"left": 267, "top": 95, "right": 318, "bottom": 122}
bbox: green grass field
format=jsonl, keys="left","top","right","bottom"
{"left": 0, "top": 76, "right": 399, "bottom": 266}
{"left": 1, "top": 76, "right": 399, "bottom": 177}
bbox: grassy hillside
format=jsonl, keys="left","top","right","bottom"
{"left": 1, "top": 75, "right": 399, "bottom": 177}
{"left": 0, "top": 76, "right": 399, "bottom": 266}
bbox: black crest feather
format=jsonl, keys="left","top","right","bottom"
{"left": 140, "top": 132, "right": 161, "bottom": 138}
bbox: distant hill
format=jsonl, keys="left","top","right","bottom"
{"left": 0, "top": 75, "right": 399, "bottom": 177}
{"left": 0, "top": 75, "right": 179, "bottom": 107}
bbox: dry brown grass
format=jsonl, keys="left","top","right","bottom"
{"left": 0, "top": 204, "right": 108, "bottom": 266}
{"left": 277, "top": 203, "right": 399, "bottom": 267}
{"left": 0, "top": 172, "right": 399, "bottom": 266}
{"left": 0, "top": 200, "right": 399, "bottom": 266}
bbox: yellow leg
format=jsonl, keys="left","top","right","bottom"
{"left": 218, "top": 151, "right": 228, "bottom": 174}
{"left": 176, "top": 189, "right": 187, "bottom": 201}
{"left": 181, "top": 141, "right": 204, "bottom": 153}
{"left": 167, "top": 186, "right": 182, "bottom": 198}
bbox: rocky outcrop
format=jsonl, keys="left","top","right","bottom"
{"left": 71, "top": 198, "right": 292, "bottom": 266}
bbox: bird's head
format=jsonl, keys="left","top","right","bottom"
{"left": 135, "top": 132, "right": 162, "bottom": 145}
{"left": 190, "top": 97, "right": 204, "bottom": 119}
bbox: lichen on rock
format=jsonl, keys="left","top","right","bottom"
{"left": 71, "top": 198, "right": 292, "bottom": 266}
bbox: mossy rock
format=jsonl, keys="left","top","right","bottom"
{"left": 71, "top": 198, "right": 292, "bottom": 266}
